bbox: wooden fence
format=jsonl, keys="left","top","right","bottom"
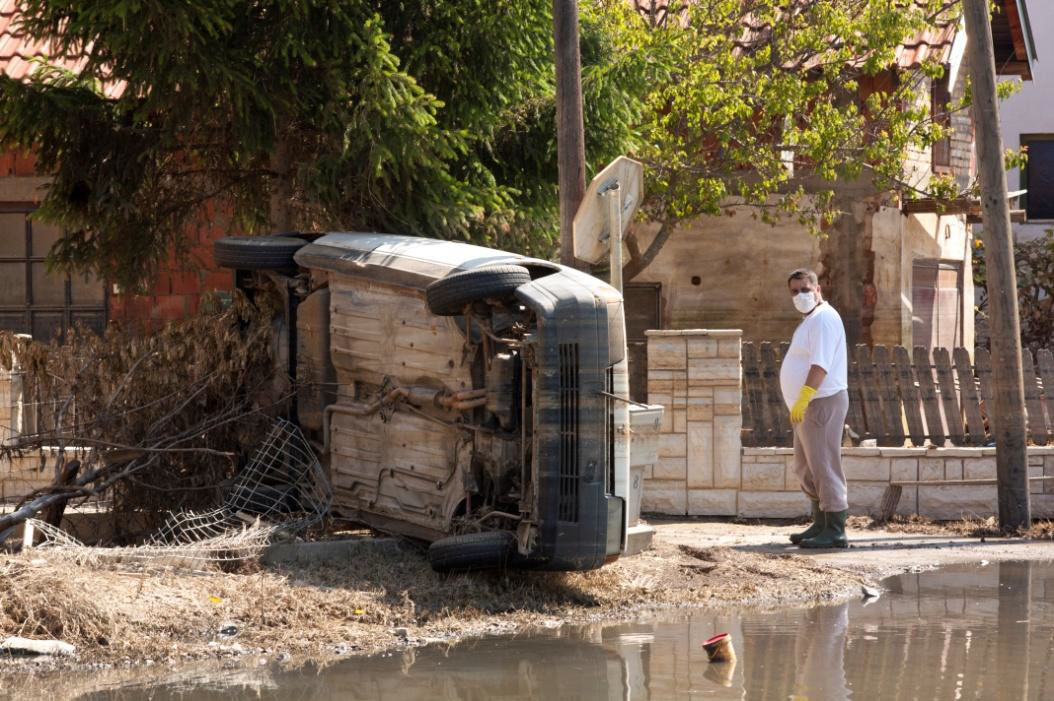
{"left": 742, "top": 343, "right": 1054, "bottom": 448}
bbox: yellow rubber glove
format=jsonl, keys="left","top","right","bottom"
{"left": 790, "top": 385, "right": 817, "bottom": 425}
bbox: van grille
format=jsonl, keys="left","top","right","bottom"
{"left": 558, "top": 343, "right": 579, "bottom": 522}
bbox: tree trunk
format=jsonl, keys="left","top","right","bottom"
{"left": 553, "top": 0, "right": 586, "bottom": 267}
{"left": 963, "top": 0, "right": 1030, "bottom": 530}
{"left": 269, "top": 121, "right": 296, "bottom": 232}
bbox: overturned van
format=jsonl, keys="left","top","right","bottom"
{"left": 215, "top": 232, "right": 631, "bottom": 572}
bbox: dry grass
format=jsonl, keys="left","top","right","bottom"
{"left": 847, "top": 514, "right": 1054, "bottom": 539}
{"left": 0, "top": 536, "right": 870, "bottom": 669}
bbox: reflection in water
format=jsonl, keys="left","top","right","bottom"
{"left": 23, "top": 560, "right": 1054, "bottom": 701}
{"left": 794, "top": 602, "right": 849, "bottom": 700}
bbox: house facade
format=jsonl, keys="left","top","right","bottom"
{"left": 622, "top": 2, "right": 1035, "bottom": 401}
{"left": 997, "top": 1, "right": 1047, "bottom": 241}
{"left": 0, "top": 5, "right": 233, "bottom": 339}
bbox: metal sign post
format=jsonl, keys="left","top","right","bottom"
{"left": 604, "top": 183, "right": 623, "bottom": 293}
{"left": 572, "top": 156, "right": 657, "bottom": 555}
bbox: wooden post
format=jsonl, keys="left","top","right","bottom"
{"left": 553, "top": 0, "right": 586, "bottom": 267}
{"left": 963, "top": 0, "right": 1030, "bottom": 529}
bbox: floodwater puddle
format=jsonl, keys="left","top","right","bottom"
{"left": 12, "top": 560, "right": 1054, "bottom": 700}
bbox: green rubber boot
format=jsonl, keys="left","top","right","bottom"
{"left": 800, "top": 509, "right": 849, "bottom": 549}
{"left": 789, "top": 501, "right": 823, "bottom": 545}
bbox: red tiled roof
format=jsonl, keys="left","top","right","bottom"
{"left": 894, "top": 21, "right": 959, "bottom": 70}
{"left": 0, "top": 0, "right": 124, "bottom": 98}
{"left": 633, "top": 0, "right": 961, "bottom": 73}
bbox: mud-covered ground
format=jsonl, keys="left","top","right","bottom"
{"left": 2, "top": 516, "right": 1053, "bottom": 686}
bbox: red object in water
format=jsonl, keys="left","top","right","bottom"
{"left": 703, "top": 633, "right": 729, "bottom": 647}
{"left": 702, "top": 632, "right": 736, "bottom": 662}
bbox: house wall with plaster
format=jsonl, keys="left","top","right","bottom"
{"left": 998, "top": 2, "right": 1054, "bottom": 242}
{"left": 630, "top": 199, "right": 972, "bottom": 350}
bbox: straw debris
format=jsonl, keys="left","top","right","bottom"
{"left": 0, "top": 532, "right": 869, "bottom": 670}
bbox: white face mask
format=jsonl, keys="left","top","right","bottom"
{"left": 792, "top": 291, "right": 818, "bottom": 314}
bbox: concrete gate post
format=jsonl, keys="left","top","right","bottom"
{"left": 643, "top": 330, "right": 742, "bottom": 516}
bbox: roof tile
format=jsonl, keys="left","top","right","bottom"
{"left": 0, "top": 3, "right": 126, "bottom": 96}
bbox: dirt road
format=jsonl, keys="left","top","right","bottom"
{"left": 651, "top": 517, "right": 1054, "bottom": 577}
{"left": 2, "top": 517, "right": 1052, "bottom": 679}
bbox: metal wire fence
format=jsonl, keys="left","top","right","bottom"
{"left": 21, "top": 419, "right": 332, "bottom": 567}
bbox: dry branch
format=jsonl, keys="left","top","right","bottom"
{"left": 0, "top": 288, "right": 283, "bottom": 542}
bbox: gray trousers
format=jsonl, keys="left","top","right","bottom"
{"left": 792, "top": 390, "right": 850, "bottom": 512}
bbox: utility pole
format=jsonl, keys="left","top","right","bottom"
{"left": 963, "top": 0, "right": 1030, "bottom": 530}
{"left": 553, "top": 0, "right": 586, "bottom": 267}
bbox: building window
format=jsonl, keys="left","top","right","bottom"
{"left": 1022, "top": 136, "right": 1054, "bottom": 221}
{"left": 931, "top": 72, "right": 952, "bottom": 172}
{"left": 0, "top": 206, "right": 107, "bottom": 340}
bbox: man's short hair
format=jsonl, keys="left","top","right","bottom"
{"left": 787, "top": 268, "right": 819, "bottom": 287}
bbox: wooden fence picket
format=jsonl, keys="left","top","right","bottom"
{"left": 856, "top": 344, "right": 888, "bottom": 444}
{"left": 741, "top": 343, "right": 768, "bottom": 445}
{"left": 873, "top": 345, "right": 905, "bottom": 446}
{"left": 846, "top": 346, "right": 870, "bottom": 442}
{"left": 914, "top": 346, "right": 946, "bottom": 446}
{"left": 953, "top": 347, "right": 987, "bottom": 445}
{"left": 1021, "top": 350, "right": 1050, "bottom": 445}
{"left": 933, "top": 348, "right": 965, "bottom": 445}
{"left": 759, "top": 342, "right": 791, "bottom": 446}
{"left": 894, "top": 345, "right": 927, "bottom": 446}
{"left": 1038, "top": 349, "right": 1054, "bottom": 445}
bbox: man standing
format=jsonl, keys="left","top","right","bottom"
{"left": 780, "top": 269, "right": 850, "bottom": 548}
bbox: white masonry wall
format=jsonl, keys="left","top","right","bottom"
{"left": 645, "top": 330, "right": 1054, "bottom": 520}
{"left": 643, "top": 329, "right": 743, "bottom": 516}
{"left": 0, "top": 361, "right": 55, "bottom": 503}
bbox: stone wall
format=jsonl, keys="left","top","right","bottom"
{"left": 643, "top": 329, "right": 743, "bottom": 516}
{"left": 741, "top": 446, "right": 1054, "bottom": 521}
{"left": 644, "top": 329, "right": 1054, "bottom": 520}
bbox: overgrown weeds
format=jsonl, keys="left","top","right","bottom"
{"left": 0, "top": 288, "right": 281, "bottom": 540}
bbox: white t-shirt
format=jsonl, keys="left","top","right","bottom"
{"left": 779, "top": 301, "right": 848, "bottom": 409}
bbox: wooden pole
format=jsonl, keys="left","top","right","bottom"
{"left": 553, "top": 0, "right": 586, "bottom": 267}
{"left": 963, "top": 0, "right": 1030, "bottom": 530}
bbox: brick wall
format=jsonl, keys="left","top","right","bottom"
{"left": 108, "top": 226, "right": 235, "bottom": 328}
{"left": 948, "top": 68, "right": 974, "bottom": 189}
{"left": 644, "top": 330, "right": 1054, "bottom": 520}
{"left": 1, "top": 147, "right": 235, "bottom": 330}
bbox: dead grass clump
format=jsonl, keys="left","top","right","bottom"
{"left": 0, "top": 557, "right": 116, "bottom": 647}
{"left": 849, "top": 514, "right": 1054, "bottom": 539}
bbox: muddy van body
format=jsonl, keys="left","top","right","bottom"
{"left": 216, "top": 232, "right": 631, "bottom": 571}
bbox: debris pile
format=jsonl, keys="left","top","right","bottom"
{"left": 23, "top": 419, "right": 331, "bottom": 567}
{"left": 0, "top": 290, "right": 281, "bottom": 542}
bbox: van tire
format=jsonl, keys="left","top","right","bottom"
{"left": 425, "top": 265, "right": 531, "bottom": 316}
{"left": 214, "top": 236, "right": 308, "bottom": 271}
{"left": 428, "top": 531, "right": 517, "bottom": 572}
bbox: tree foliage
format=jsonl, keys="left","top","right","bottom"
{"left": 0, "top": 0, "right": 986, "bottom": 288}
{"left": 603, "top": 0, "right": 974, "bottom": 279}
{"left": 0, "top": 1, "right": 639, "bottom": 289}
{"left": 974, "top": 230, "right": 1054, "bottom": 354}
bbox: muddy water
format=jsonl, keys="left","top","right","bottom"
{"left": 22, "top": 560, "right": 1054, "bottom": 700}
